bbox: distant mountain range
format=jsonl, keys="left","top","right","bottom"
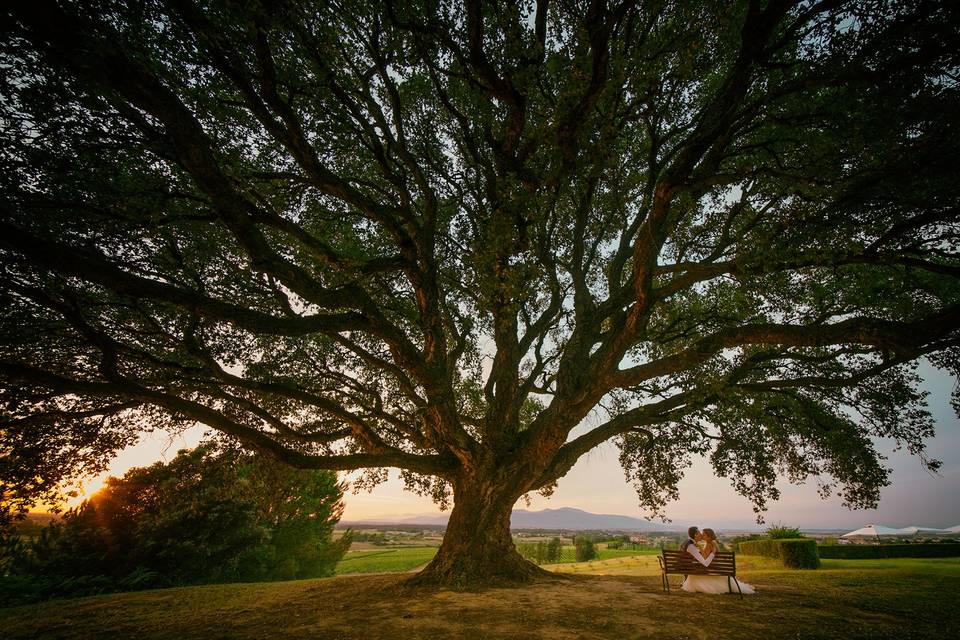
{"left": 341, "top": 507, "right": 679, "bottom": 531}
{"left": 511, "top": 507, "right": 675, "bottom": 530}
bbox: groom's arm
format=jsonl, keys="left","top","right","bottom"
{"left": 685, "top": 547, "right": 715, "bottom": 567}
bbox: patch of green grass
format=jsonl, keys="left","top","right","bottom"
{"left": 530, "top": 545, "right": 661, "bottom": 564}
{"left": 559, "top": 554, "right": 960, "bottom": 637}
{"left": 596, "top": 547, "right": 661, "bottom": 560}
{"left": 736, "top": 557, "right": 960, "bottom": 635}
{"left": 334, "top": 547, "right": 437, "bottom": 574}
{"left": 549, "top": 553, "right": 663, "bottom": 574}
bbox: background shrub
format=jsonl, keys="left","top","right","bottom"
{"left": 737, "top": 538, "right": 820, "bottom": 568}
{"left": 779, "top": 539, "right": 820, "bottom": 569}
{"left": 545, "top": 537, "right": 562, "bottom": 563}
{"left": 516, "top": 538, "right": 567, "bottom": 564}
{"left": 517, "top": 542, "right": 546, "bottom": 564}
{"left": 766, "top": 525, "right": 805, "bottom": 539}
{"left": 574, "top": 536, "right": 597, "bottom": 562}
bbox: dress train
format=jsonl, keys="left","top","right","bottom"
{"left": 681, "top": 574, "right": 755, "bottom": 594}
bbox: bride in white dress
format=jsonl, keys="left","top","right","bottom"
{"left": 681, "top": 528, "right": 756, "bottom": 595}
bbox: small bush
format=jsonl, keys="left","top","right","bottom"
{"left": 117, "top": 567, "right": 163, "bottom": 590}
{"left": 47, "top": 574, "right": 116, "bottom": 599}
{"left": 0, "top": 575, "right": 55, "bottom": 607}
{"left": 766, "top": 524, "right": 804, "bottom": 539}
{"left": 737, "top": 538, "right": 819, "bottom": 569}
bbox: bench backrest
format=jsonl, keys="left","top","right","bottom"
{"left": 661, "top": 549, "right": 736, "bottom": 576}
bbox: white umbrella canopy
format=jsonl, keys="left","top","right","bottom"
{"left": 931, "top": 526, "right": 960, "bottom": 537}
{"left": 896, "top": 526, "right": 950, "bottom": 536}
{"left": 841, "top": 524, "right": 956, "bottom": 539}
{"left": 840, "top": 524, "right": 906, "bottom": 539}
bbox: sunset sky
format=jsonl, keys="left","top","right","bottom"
{"left": 76, "top": 360, "right": 960, "bottom": 531}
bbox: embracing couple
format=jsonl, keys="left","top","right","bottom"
{"left": 680, "top": 526, "right": 755, "bottom": 594}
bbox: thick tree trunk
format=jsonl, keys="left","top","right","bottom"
{"left": 409, "top": 479, "right": 555, "bottom": 587}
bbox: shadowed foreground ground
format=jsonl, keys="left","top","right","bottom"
{"left": 1, "top": 556, "right": 957, "bottom": 639}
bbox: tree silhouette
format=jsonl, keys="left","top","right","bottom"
{"left": 1, "top": 0, "right": 958, "bottom": 584}
{"left": 4, "top": 443, "right": 348, "bottom": 601}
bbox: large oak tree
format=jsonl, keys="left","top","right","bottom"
{"left": 1, "top": 0, "right": 958, "bottom": 585}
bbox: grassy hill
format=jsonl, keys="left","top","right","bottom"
{"left": 1, "top": 556, "right": 957, "bottom": 639}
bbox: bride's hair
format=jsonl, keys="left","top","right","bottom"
{"left": 703, "top": 528, "right": 717, "bottom": 540}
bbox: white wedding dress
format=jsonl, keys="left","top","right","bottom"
{"left": 680, "top": 543, "right": 756, "bottom": 594}
{"left": 681, "top": 574, "right": 756, "bottom": 594}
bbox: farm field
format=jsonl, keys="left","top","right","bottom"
{"left": 1, "top": 556, "right": 956, "bottom": 639}
{"left": 334, "top": 544, "right": 659, "bottom": 574}
{"left": 335, "top": 547, "right": 437, "bottom": 574}
{"left": 595, "top": 546, "right": 662, "bottom": 560}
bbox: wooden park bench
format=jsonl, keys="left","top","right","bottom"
{"left": 658, "top": 549, "right": 744, "bottom": 599}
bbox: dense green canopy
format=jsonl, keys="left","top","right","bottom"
{"left": 2, "top": 443, "right": 348, "bottom": 603}
{"left": 1, "top": 0, "right": 958, "bottom": 583}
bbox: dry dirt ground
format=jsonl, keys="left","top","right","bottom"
{"left": 1, "top": 557, "right": 957, "bottom": 639}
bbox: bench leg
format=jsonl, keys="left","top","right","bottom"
{"left": 732, "top": 577, "right": 744, "bottom": 600}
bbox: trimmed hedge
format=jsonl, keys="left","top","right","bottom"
{"left": 736, "top": 538, "right": 820, "bottom": 569}
{"left": 817, "top": 543, "right": 960, "bottom": 559}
